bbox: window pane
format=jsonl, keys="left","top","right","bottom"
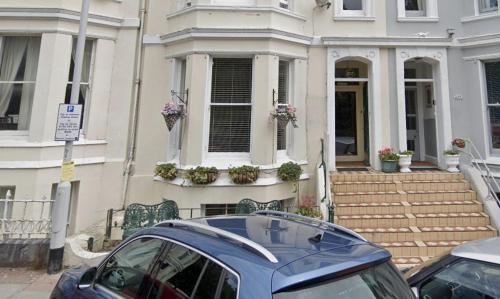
{"left": 419, "top": 259, "right": 500, "bottom": 299}
{"left": 0, "top": 37, "right": 40, "bottom": 131}
{"left": 205, "top": 204, "right": 237, "bottom": 216}
{"left": 193, "top": 261, "right": 224, "bottom": 299}
{"left": 97, "top": 237, "right": 165, "bottom": 298}
{"left": 152, "top": 244, "right": 207, "bottom": 298}
{"left": 65, "top": 84, "right": 89, "bottom": 129}
{"left": 278, "top": 61, "right": 289, "bottom": 151}
{"left": 405, "top": 0, "right": 422, "bottom": 11}
{"left": 485, "top": 61, "right": 500, "bottom": 105}
{"left": 211, "top": 58, "right": 252, "bottom": 104}
{"left": 209, "top": 105, "right": 251, "bottom": 152}
{"left": 489, "top": 107, "right": 500, "bottom": 149}
{"left": 220, "top": 270, "right": 238, "bottom": 299}
{"left": 68, "top": 39, "right": 93, "bottom": 83}
{"left": 343, "top": 0, "right": 363, "bottom": 10}
{"left": 480, "top": 0, "right": 498, "bottom": 12}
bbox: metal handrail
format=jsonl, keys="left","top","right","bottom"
{"left": 156, "top": 219, "right": 279, "bottom": 264}
{"left": 251, "top": 210, "right": 367, "bottom": 242}
{"left": 458, "top": 138, "right": 500, "bottom": 207}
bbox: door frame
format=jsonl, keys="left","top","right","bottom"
{"left": 335, "top": 85, "right": 365, "bottom": 162}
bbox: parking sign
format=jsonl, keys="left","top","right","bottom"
{"left": 55, "top": 104, "right": 83, "bottom": 141}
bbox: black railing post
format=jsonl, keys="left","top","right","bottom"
{"left": 105, "top": 209, "right": 113, "bottom": 240}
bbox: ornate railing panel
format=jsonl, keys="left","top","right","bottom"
{"left": 235, "top": 199, "right": 283, "bottom": 214}
{"left": 122, "top": 200, "right": 180, "bottom": 239}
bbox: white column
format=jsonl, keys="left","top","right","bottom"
{"left": 435, "top": 51, "right": 452, "bottom": 169}
{"left": 326, "top": 49, "right": 337, "bottom": 171}
{"left": 396, "top": 49, "right": 408, "bottom": 152}
{"left": 369, "top": 49, "right": 382, "bottom": 171}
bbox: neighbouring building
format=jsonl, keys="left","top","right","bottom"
{"left": 0, "top": 0, "right": 500, "bottom": 235}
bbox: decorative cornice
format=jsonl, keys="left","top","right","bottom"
{"left": 0, "top": 7, "right": 140, "bottom": 29}
{"left": 457, "top": 33, "right": 500, "bottom": 48}
{"left": 152, "top": 28, "right": 313, "bottom": 46}
{"left": 322, "top": 36, "right": 452, "bottom": 47}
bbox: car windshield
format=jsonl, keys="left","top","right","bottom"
{"left": 273, "top": 262, "right": 415, "bottom": 299}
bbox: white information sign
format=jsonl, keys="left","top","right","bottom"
{"left": 55, "top": 104, "right": 82, "bottom": 141}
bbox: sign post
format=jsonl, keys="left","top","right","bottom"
{"left": 48, "top": 0, "right": 90, "bottom": 275}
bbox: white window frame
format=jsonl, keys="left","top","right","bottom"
{"left": 66, "top": 39, "right": 95, "bottom": 135}
{"left": 279, "top": 0, "right": 290, "bottom": 10}
{"left": 482, "top": 60, "right": 500, "bottom": 155}
{"left": 277, "top": 60, "right": 293, "bottom": 158}
{"left": 205, "top": 57, "right": 253, "bottom": 162}
{"left": 334, "top": 0, "right": 374, "bottom": 19}
{"left": 397, "top": 0, "right": 439, "bottom": 21}
{"left": 477, "top": 0, "right": 499, "bottom": 14}
{"left": 0, "top": 37, "right": 40, "bottom": 134}
{"left": 167, "top": 58, "right": 186, "bottom": 162}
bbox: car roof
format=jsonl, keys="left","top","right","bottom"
{"left": 451, "top": 237, "right": 500, "bottom": 265}
{"left": 139, "top": 214, "right": 391, "bottom": 294}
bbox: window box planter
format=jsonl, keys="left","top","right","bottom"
{"left": 229, "top": 166, "right": 260, "bottom": 184}
{"left": 278, "top": 162, "right": 303, "bottom": 181}
{"left": 155, "top": 163, "right": 178, "bottom": 181}
{"left": 186, "top": 167, "right": 219, "bottom": 185}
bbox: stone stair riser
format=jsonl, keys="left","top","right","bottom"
{"left": 415, "top": 216, "right": 489, "bottom": 227}
{"left": 337, "top": 218, "right": 410, "bottom": 228}
{"left": 334, "top": 193, "right": 403, "bottom": 204}
{"left": 410, "top": 203, "right": 483, "bottom": 214}
{"left": 333, "top": 183, "right": 397, "bottom": 193}
{"left": 402, "top": 181, "right": 470, "bottom": 192}
{"left": 384, "top": 246, "right": 453, "bottom": 257}
{"left": 336, "top": 202, "right": 483, "bottom": 215}
{"left": 361, "top": 230, "right": 496, "bottom": 242}
{"left": 332, "top": 173, "right": 464, "bottom": 183}
{"left": 406, "top": 191, "right": 476, "bottom": 202}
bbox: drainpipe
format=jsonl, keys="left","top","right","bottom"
{"left": 121, "top": 0, "right": 147, "bottom": 209}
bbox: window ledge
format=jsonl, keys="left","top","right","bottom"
{"left": 333, "top": 16, "right": 375, "bottom": 22}
{"left": 0, "top": 138, "right": 107, "bottom": 148}
{"left": 167, "top": 5, "right": 307, "bottom": 22}
{"left": 159, "top": 158, "right": 308, "bottom": 171}
{"left": 398, "top": 16, "right": 439, "bottom": 22}
{"left": 154, "top": 173, "right": 309, "bottom": 188}
{"left": 461, "top": 12, "right": 500, "bottom": 23}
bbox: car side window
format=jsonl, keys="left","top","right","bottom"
{"left": 219, "top": 270, "right": 238, "bottom": 299}
{"left": 419, "top": 259, "right": 500, "bottom": 299}
{"left": 148, "top": 242, "right": 238, "bottom": 299}
{"left": 96, "top": 237, "right": 165, "bottom": 299}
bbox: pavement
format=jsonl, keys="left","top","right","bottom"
{"left": 0, "top": 268, "right": 61, "bottom": 299}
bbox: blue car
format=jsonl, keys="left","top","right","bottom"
{"left": 51, "top": 211, "right": 415, "bottom": 299}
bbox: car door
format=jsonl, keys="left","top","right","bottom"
{"left": 76, "top": 236, "right": 167, "bottom": 299}
{"left": 147, "top": 241, "right": 239, "bottom": 299}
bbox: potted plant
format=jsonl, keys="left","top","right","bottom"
{"left": 398, "top": 150, "right": 414, "bottom": 173}
{"left": 161, "top": 101, "right": 186, "bottom": 131}
{"left": 452, "top": 138, "right": 466, "bottom": 149}
{"left": 378, "top": 147, "right": 399, "bottom": 173}
{"left": 295, "top": 196, "right": 322, "bottom": 219}
{"left": 277, "top": 162, "right": 303, "bottom": 181}
{"left": 228, "top": 165, "right": 260, "bottom": 184}
{"left": 270, "top": 104, "right": 298, "bottom": 128}
{"left": 186, "top": 166, "right": 219, "bottom": 185}
{"left": 154, "top": 163, "right": 177, "bottom": 181}
{"left": 444, "top": 149, "right": 460, "bottom": 173}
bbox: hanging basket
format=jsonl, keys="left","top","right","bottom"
{"left": 162, "top": 113, "right": 181, "bottom": 131}
{"left": 277, "top": 118, "right": 290, "bottom": 129}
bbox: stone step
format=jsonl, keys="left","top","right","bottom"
{"left": 354, "top": 226, "right": 497, "bottom": 242}
{"left": 336, "top": 200, "right": 483, "bottom": 215}
{"left": 393, "top": 256, "right": 431, "bottom": 269}
{"left": 333, "top": 190, "right": 476, "bottom": 204}
{"left": 379, "top": 240, "right": 466, "bottom": 257}
{"left": 332, "top": 172, "right": 464, "bottom": 183}
{"left": 336, "top": 212, "right": 490, "bottom": 228}
{"left": 332, "top": 180, "right": 470, "bottom": 193}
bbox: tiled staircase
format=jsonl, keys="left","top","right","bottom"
{"left": 332, "top": 171, "right": 498, "bottom": 268}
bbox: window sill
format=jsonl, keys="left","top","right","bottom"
{"left": 461, "top": 12, "right": 500, "bottom": 23}
{"left": 0, "top": 130, "right": 29, "bottom": 137}
{"left": 154, "top": 173, "right": 309, "bottom": 188}
{"left": 333, "top": 15, "right": 375, "bottom": 22}
{"left": 160, "top": 158, "right": 308, "bottom": 171}
{"left": 398, "top": 16, "right": 439, "bottom": 22}
{"left": 167, "top": 5, "right": 307, "bottom": 22}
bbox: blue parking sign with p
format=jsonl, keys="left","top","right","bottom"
{"left": 67, "top": 105, "right": 75, "bottom": 113}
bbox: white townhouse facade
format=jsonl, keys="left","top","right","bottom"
{"left": 1, "top": 0, "right": 500, "bottom": 232}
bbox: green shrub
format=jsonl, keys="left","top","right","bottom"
{"left": 277, "top": 162, "right": 302, "bottom": 181}
{"left": 228, "top": 165, "right": 260, "bottom": 184}
{"left": 186, "top": 167, "right": 219, "bottom": 184}
{"left": 154, "top": 163, "right": 177, "bottom": 181}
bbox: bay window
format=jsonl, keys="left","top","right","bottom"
{"left": 485, "top": 61, "right": 500, "bottom": 151}
{"left": 209, "top": 58, "right": 252, "bottom": 153}
{"left": 65, "top": 39, "right": 93, "bottom": 130}
{"left": 277, "top": 61, "right": 290, "bottom": 152}
{"left": 479, "top": 0, "right": 498, "bottom": 13}
{"left": 0, "top": 37, "right": 41, "bottom": 131}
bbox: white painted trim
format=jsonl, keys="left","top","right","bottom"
{"left": 327, "top": 47, "right": 382, "bottom": 171}
{"left": 397, "top": 17, "right": 439, "bottom": 22}
{"left": 0, "top": 8, "right": 139, "bottom": 29}
{"left": 166, "top": 5, "right": 307, "bottom": 21}
{"left": 334, "top": 0, "right": 374, "bottom": 19}
{"left": 395, "top": 48, "right": 452, "bottom": 169}
{"left": 0, "top": 138, "right": 106, "bottom": 148}
{"left": 478, "top": 60, "right": 496, "bottom": 156}
{"left": 0, "top": 157, "right": 106, "bottom": 169}
{"left": 397, "top": 0, "right": 439, "bottom": 19}
{"left": 463, "top": 53, "right": 500, "bottom": 61}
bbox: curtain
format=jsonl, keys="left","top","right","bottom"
{"left": 18, "top": 37, "right": 41, "bottom": 130}
{"left": 0, "top": 37, "right": 28, "bottom": 117}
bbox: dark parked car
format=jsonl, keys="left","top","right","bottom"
{"left": 51, "top": 211, "right": 415, "bottom": 299}
{"left": 405, "top": 237, "right": 500, "bottom": 299}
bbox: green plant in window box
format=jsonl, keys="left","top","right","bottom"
{"left": 277, "top": 162, "right": 303, "bottom": 181}
{"left": 228, "top": 165, "right": 260, "bottom": 184}
{"left": 154, "top": 163, "right": 177, "bottom": 181}
{"left": 186, "top": 167, "right": 219, "bottom": 185}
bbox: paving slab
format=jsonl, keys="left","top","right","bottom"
{"left": 0, "top": 268, "right": 61, "bottom": 299}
